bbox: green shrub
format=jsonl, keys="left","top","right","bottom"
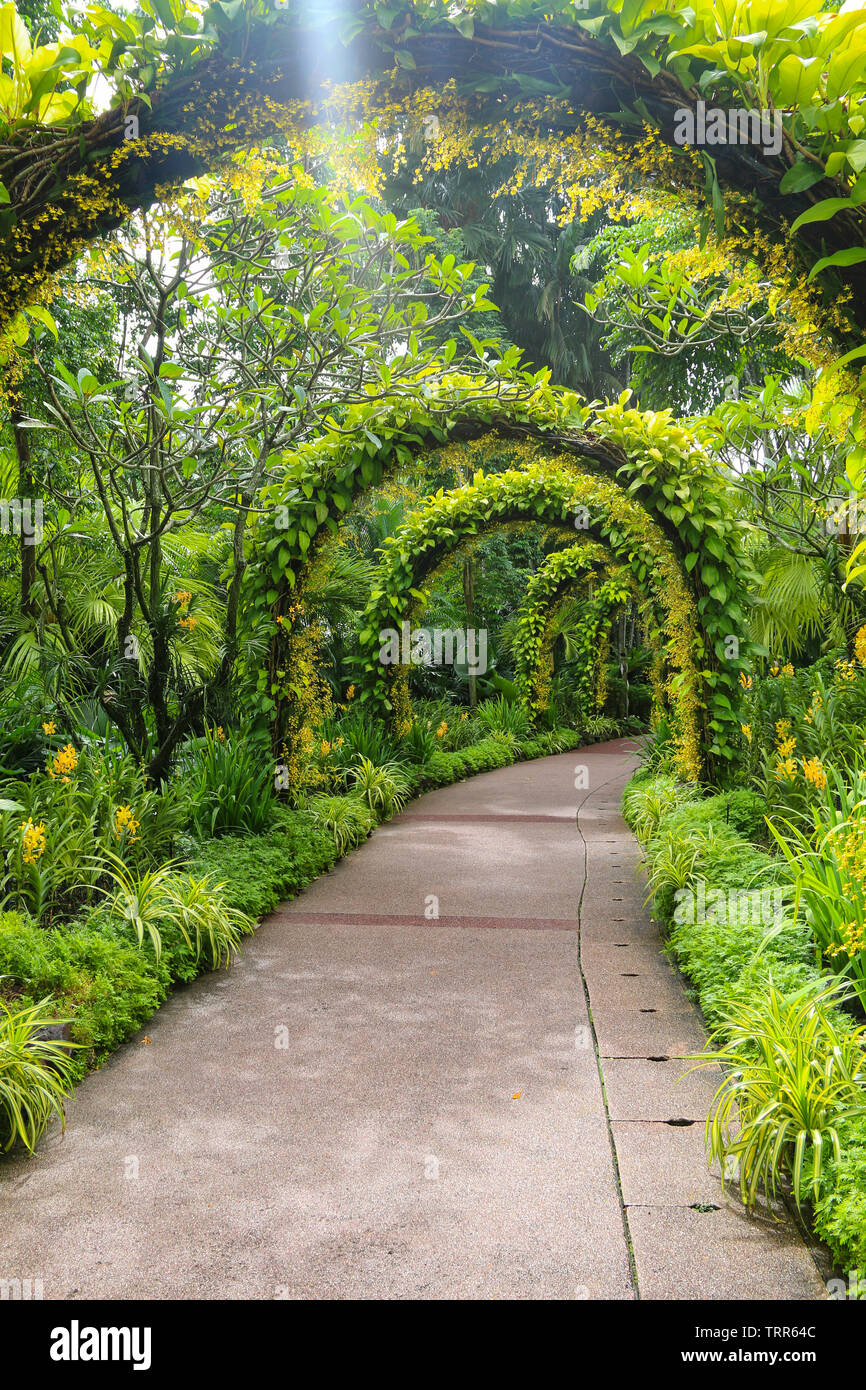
{"left": 420, "top": 751, "right": 459, "bottom": 785}
{"left": 814, "top": 1119, "right": 866, "bottom": 1277}
{"left": 190, "top": 811, "right": 340, "bottom": 917}
{"left": 0, "top": 911, "right": 172, "bottom": 1075}
{"left": 476, "top": 696, "right": 531, "bottom": 740}
{"left": 623, "top": 773, "right": 700, "bottom": 841}
{"left": 518, "top": 738, "right": 546, "bottom": 760}
{"left": 669, "top": 911, "right": 815, "bottom": 1027}
{"left": 345, "top": 755, "right": 412, "bottom": 817}
{"left": 583, "top": 715, "right": 620, "bottom": 743}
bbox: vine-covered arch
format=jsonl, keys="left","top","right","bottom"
{"left": 249, "top": 384, "right": 758, "bottom": 783}
{"left": 510, "top": 546, "right": 635, "bottom": 723}
{"left": 353, "top": 460, "right": 734, "bottom": 782}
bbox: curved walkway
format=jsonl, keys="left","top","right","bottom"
{"left": 0, "top": 740, "right": 826, "bottom": 1299}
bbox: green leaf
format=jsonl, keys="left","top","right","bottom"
{"left": 791, "top": 196, "right": 859, "bottom": 233}
{"left": 778, "top": 161, "right": 825, "bottom": 195}
{"left": 807, "top": 246, "right": 866, "bottom": 281}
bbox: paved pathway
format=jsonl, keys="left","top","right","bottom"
{"left": 0, "top": 740, "right": 826, "bottom": 1299}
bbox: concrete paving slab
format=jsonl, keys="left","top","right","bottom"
{"left": 612, "top": 1120, "right": 724, "bottom": 1206}
{"left": 627, "top": 1205, "right": 828, "bottom": 1301}
{"left": 603, "top": 1058, "right": 724, "bottom": 1122}
{"left": 585, "top": 966, "right": 700, "bottom": 1012}
{"left": 592, "top": 1005, "right": 708, "bottom": 1059}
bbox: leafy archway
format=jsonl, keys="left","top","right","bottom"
{"left": 510, "top": 546, "right": 635, "bottom": 722}
{"left": 353, "top": 462, "right": 738, "bottom": 782}
{"left": 251, "top": 383, "right": 758, "bottom": 784}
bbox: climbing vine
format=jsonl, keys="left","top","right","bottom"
{"left": 510, "top": 545, "right": 633, "bottom": 722}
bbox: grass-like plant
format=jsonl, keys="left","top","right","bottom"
{"left": 346, "top": 756, "right": 412, "bottom": 817}
{"left": 694, "top": 977, "right": 866, "bottom": 1210}
{"left": 475, "top": 696, "right": 531, "bottom": 739}
{"left": 0, "top": 991, "right": 80, "bottom": 1152}
{"left": 643, "top": 827, "right": 704, "bottom": 901}
{"left": 160, "top": 873, "right": 254, "bottom": 970}
{"left": 99, "top": 852, "right": 253, "bottom": 967}
{"left": 308, "top": 791, "right": 376, "bottom": 854}
{"left": 182, "top": 726, "right": 274, "bottom": 837}
{"left": 99, "top": 854, "right": 180, "bottom": 961}
{"left": 767, "top": 780, "right": 866, "bottom": 1007}
{"left": 583, "top": 714, "right": 620, "bottom": 744}
{"left": 623, "top": 774, "right": 700, "bottom": 842}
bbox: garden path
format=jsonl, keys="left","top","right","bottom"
{"left": 0, "top": 740, "right": 827, "bottom": 1299}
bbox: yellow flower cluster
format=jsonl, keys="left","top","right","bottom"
{"left": 436, "top": 721, "right": 447, "bottom": 739}
{"left": 175, "top": 591, "right": 192, "bottom": 607}
{"left": 856, "top": 626, "right": 866, "bottom": 666}
{"left": 828, "top": 823, "right": 866, "bottom": 926}
{"left": 739, "top": 672, "right": 753, "bottom": 690}
{"left": 178, "top": 615, "right": 198, "bottom": 631}
{"left": 741, "top": 723, "right": 752, "bottom": 743}
{"left": 834, "top": 658, "right": 858, "bottom": 684}
{"left": 774, "top": 756, "right": 798, "bottom": 782}
{"left": 113, "top": 805, "right": 140, "bottom": 843}
{"left": 41, "top": 719, "right": 56, "bottom": 735}
{"left": 47, "top": 743, "right": 78, "bottom": 781}
{"left": 803, "top": 690, "right": 823, "bottom": 724}
{"left": 802, "top": 757, "right": 827, "bottom": 790}
{"left": 827, "top": 921, "right": 866, "bottom": 959}
{"left": 21, "top": 818, "right": 46, "bottom": 863}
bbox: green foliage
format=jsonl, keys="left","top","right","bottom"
{"left": 814, "top": 1121, "right": 866, "bottom": 1277}
{"left": 346, "top": 425, "right": 753, "bottom": 778}
{"left": 188, "top": 810, "right": 340, "bottom": 919}
{"left": 508, "top": 542, "right": 623, "bottom": 720}
{"left": 582, "top": 715, "right": 621, "bottom": 744}
{"left": 622, "top": 773, "right": 700, "bottom": 841}
{"left": 0, "top": 909, "right": 173, "bottom": 1072}
{"left": 99, "top": 852, "right": 254, "bottom": 968}
{"left": 0, "top": 744, "right": 185, "bottom": 923}
{"left": 181, "top": 726, "right": 274, "bottom": 838}
{"left": 767, "top": 787, "right": 866, "bottom": 1010}
{"left": 474, "top": 695, "right": 531, "bottom": 740}
{"left": 0, "top": 989, "right": 79, "bottom": 1151}
{"left": 696, "top": 979, "right": 866, "bottom": 1211}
